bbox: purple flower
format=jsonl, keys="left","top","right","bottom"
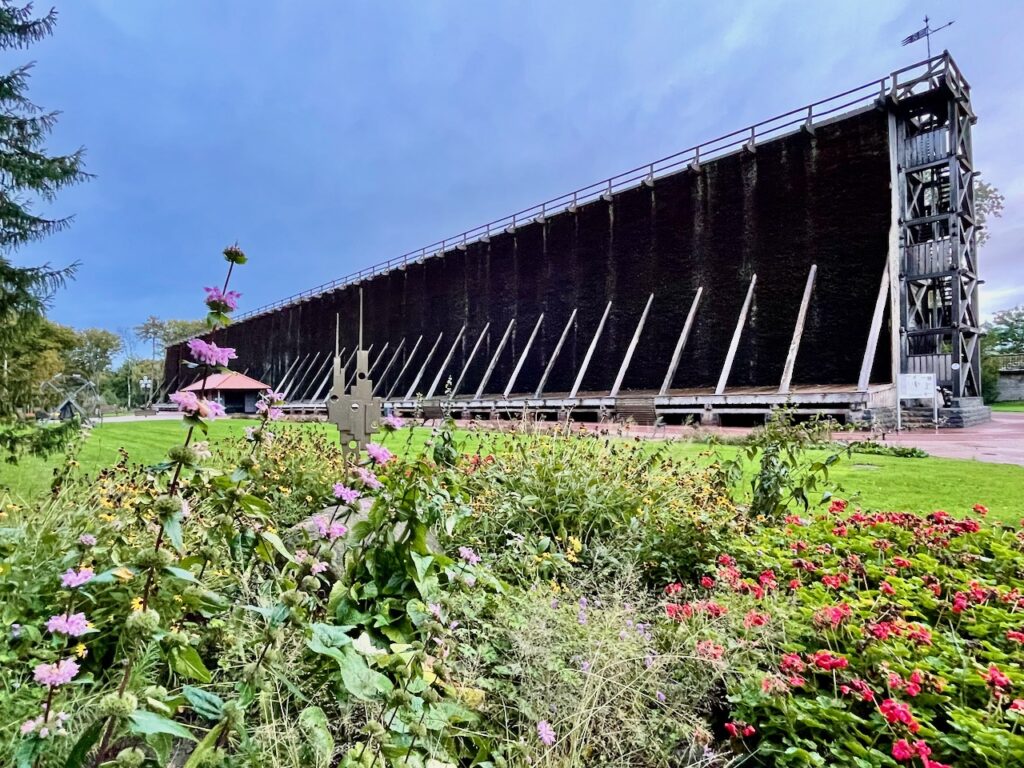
{"left": 365, "top": 443, "right": 393, "bottom": 464}
{"left": 355, "top": 467, "right": 381, "bottom": 489}
{"left": 255, "top": 400, "right": 283, "bottom": 420}
{"left": 205, "top": 400, "right": 226, "bottom": 418}
{"left": 332, "top": 483, "right": 361, "bottom": 504}
{"left": 78, "top": 533, "right": 96, "bottom": 547}
{"left": 580, "top": 660, "right": 591, "bottom": 673}
{"left": 381, "top": 414, "right": 405, "bottom": 430}
{"left": 537, "top": 720, "right": 556, "bottom": 746}
{"left": 33, "top": 658, "right": 80, "bottom": 687}
{"left": 428, "top": 603, "right": 443, "bottom": 619}
{"left": 294, "top": 549, "right": 309, "bottom": 563}
{"left": 204, "top": 286, "right": 241, "bottom": 312}
{"left": 656, "top": 690, "right": 666, "bottom": 703}
{"left": 60, "top": 567, "right": 93, "bottom": 589}
{"left": 170, "top": 391, "right": 200, "bottom": 415}
{"left": 577, "top": 610, "right": 587, "bottom": 625}
{"left": 310, "top": 561, "right": 328, "bottom": 575}
{"left": 458, "top": 546, "right": 481, "bottom": 565}
{"left": 186, "top": 338, "right": 237, "bottom": 367}
{"left": 312, "top": 515, "right": 347, "bottom": 541}
{"left": 46, "top": 613, "right": 90, "bottom": 637}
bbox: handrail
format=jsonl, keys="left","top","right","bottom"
{"left": 171, "top": 52, "right": 959, "bottom": 340}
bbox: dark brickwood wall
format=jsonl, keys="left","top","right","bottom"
{"left": 166, "top": 108, "right": 893, "bottom": 397}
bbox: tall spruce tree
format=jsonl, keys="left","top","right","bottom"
{"left": 1, "top": 1, "right": 87, "bottom": 428}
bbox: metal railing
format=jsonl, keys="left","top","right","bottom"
{"left": 993, "top": 354, "right": 1024, "bottom": 372}
{"left": 180, "top": 52, "right": 964, "bottom": 335}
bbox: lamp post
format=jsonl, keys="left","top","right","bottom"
{"left": 139, "top": 376, "right": 152, "bottom": 407}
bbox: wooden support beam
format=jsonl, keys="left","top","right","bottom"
{"left": 715, "top": 275, "right": 757, "bottom": 395}
{"left": 297, "top": 354, "right": 331, "bottom": 401}
{"left": 778, "top": 265, "right": 817, "bottom": 394}
{"left": 311, "top": 359, "right": 334, "bottom": 403}
{"left": 273, "top": 354, "right": 304, "bottom": 394}
{"left": 403, "top": 332, "right": 444, "bottom": 400}
{"left": 610, "top": 294, "right": 654, "bottom": 398}
{"left": 372, "top": 337, "right": 407, "bottom": 396}
{"left": 475, "top": 319, "right": 515, "bottom": 400}
{"left": 384, "top": 336, "right": 422, "bottom": 399}
{"left": 367, "top": 342, "right": 390, "bottom": 377}
{"left": 282, "top": 352, "right": 315, "bottom": 399}
{"left": 534, "top": 310, "right": 575, "bottom": 398}
{"left": 569, "top": 301, "right": 612, "bottom": 399}
{"left": 659, "top": 287, "right": 703, "bottom": 395}
{"left": 504, "top": 313, "right": 544, "bottom": 398}
{"left": 451, "top": 322, "right": 491, "bottom": 398}
{"left": 425, "top": 326, "right": 466, "bottom": 399}
{"left": 858, "top": 263, "right": 890, "bottom": 393}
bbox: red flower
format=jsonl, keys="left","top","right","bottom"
{"left": 664, "top": 583, "right": 683, "bottom": 596}
{"left": 879, "top": 699, "right": 920, "bottom": 732}
{"left": 744, "top": 610, "right": 770, "bottom": 629}
{"left": 828, "top": 499, "right": 848, "bottom": 514}
{"left": 724, "top": 722, "right": 739, "bottom": 738}
{"left": 905, "top": 624, "right": 933, "bottom": 646}
{"left": 880, "top": 581, "right": 896, "bottom": 596}
{"left": 788, "top": 577, "right": 801, "bottom": 590}
{"left": 815, "top": 603, "right": 851, "bottom": 629}
{"left": 696, "top": 640, "right": 725, "bottom": 660}
{"left": 839, "top": 678, "right": 875, "bottom": 702}
{"left": 1010, "top": 699, "right": 1024, "bottom": 712}
{"left": 758, "top": 570, "right": 777, "bottom": 591}
{"left": 892, "top": 557, "right": 912, "bottom": 569}
{"left": 821, "top": 573, "right": 850, "bottom": 589}
{"left": 781, "top": 653, "right": 806, "bottom": 674}
{"left": 699, "top": 576, "right": 715, "bottom": 589}
{"left": 725, "top": 721, "right": 755, "bottom": 739}
{"left": 811, "top": 650, "right": 848, "bottom": 671}
{"left": 984, "top": 664, "right": 1011, "bottom": 691}
{"left": 951, "top": 592, "right": 969, "bottom": 614}
{"left": 972, "top": 503, "right": 988, "bottom": 516}
{"left": 717, "top": 554, "right": 736, "bottom": 567}
{"left": 742, "top": 725, "right": 756, "bottom": 737}
{"left": 1008, "top": 629, "right": 1024, "bottom": 644}
{"left": 891, "top": 739, "right": 914, "bottom": 762}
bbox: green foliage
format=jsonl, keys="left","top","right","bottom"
{"left": 723, "top": 409, "right": 848, "bottom": 520}
{"left": 983, "top": 305, "right": 1024, "bottom": 355}
{"left": 668, "top": 501, "right": 1024, "bottom": 767}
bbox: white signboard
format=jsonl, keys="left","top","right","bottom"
{"left": 898, "top": 373, "right": 937, "bottom": 400}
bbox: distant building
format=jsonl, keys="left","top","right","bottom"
{"left": 179, "top": 372, "right": 269, "bottom": 414}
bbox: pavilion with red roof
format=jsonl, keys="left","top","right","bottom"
{"left": 179, "top": 372, "right": 271, "bottom": 414}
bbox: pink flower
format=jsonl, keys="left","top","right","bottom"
{"left": 365, "top": 443, "right": 393, "bottom": 464}
{"left": 381, "top": 414, "right": 405, "bottom": 430}
{"left": 310, "top": 561, "right": 328, "bottom": 576}
{"left": 187, "top": 338, "right": 237, "bottom": 367}
{"left": 332, "top": 483, "right": 361, "bottom": 504}
{"left": 879, "top": 699, "right": 919, "bottom": 732}
{"left": 60, "top": 567, "right": 93, "bottom": 589}
{"left": 1007, "top": 629, "right": 1024, "bottom": 644}
{"left": 984, "top": 664, "right": 1010, "bottom": 691}
{"left": 355, "top": 466, "right": 382, "bottom": 489}
{"left": 458, "top": 546, "right": 481, "bottom": 565}
{"left": 811, "top": 650, "right": 848, "bottom": 671}
{"left": 78, "top": 533, "right": 96, "bottom": 547}
{"left": 203, "top": 286, "right": 241, "bottom": 312}
{"left": 744, "top": 610, "right": 769, "bottom": 629}
{"left": 536, "top": 720, "right": 556, "bottom": 746}
{"left": 34, "top": 658, "right": 80, "bottom": 687}
{"left": 695, "top": 640, "right": 724, "bottom": 660}
{"left": 892, "top": 739, "right": 914, "bottom": 761}
{"left": 664, "top": 582, "right": 683, "bottom": 596}
{"left": 699, "top": 576, "right": 715, "bottom": 589}
{"left": 169, "top": 392, "right": 225, "bottom": 419}
{"left": 46, "top": 612, "right": 90, "bottom": 637}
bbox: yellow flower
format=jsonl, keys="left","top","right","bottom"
{"left": 74, "top": 643, "right": 88, "bottom": 658}
{"left": 130, "top": 596, "right": 143, "bottom": 611}
{"left": 113, "top": 567, "right": 135, "bottom": 582}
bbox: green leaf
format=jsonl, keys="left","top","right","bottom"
{"left": 410, "top": 552, "right": 434, "bottom": 584}
{"left": 298, "top": 706, "right": 335, "bottom": 764}
{"left": 163, "top": 512, "right": 184, "bottom": 553}
{"left": 163, "top": 565, "right": 197, "bottom": 583}
{"left": 311, "top": 622, "right": 354, "bottom": 648}
{"left": 64, "top": 718, "right": 104, "bottom": 768}
{"left": 170, "top": 646, "right": 212, "bottom": 683}
{"left": 128, "top": 710, "right": 195, "bottom": 741}
{"left": 337, "top": 646, "right": 393, "bottom": 701}
{"left": 182, "top": 723, "right": 225, "bottom": 768}
{"left": 182, "top": 685, "right": 225, "bottom": 721}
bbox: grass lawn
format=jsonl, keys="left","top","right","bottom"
{"left": 991, "top": 401, "right": 1024, "bottom": 412}
{"left": 2, "top": 419, "right": 1022, "bottom": 524}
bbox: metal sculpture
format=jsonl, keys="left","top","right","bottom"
{"left": 326, "top": 290, "right": 383, "bottom": 457}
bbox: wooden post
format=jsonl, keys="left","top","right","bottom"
{"left": 535, "top": 309, "right": 576, "bottom": 398}
{"left": 298, "top": 354, "right": 332, "bottom": 401}
{"left": 569, "top": 301, "right": 612, "bottom": 399}
{"left": 715, "top": 275, "right": 757, "bottom": 395}
{"left": 609, "top": 294, "right": 654, "bottom": 397}
{"left": 402, "top": 332, "right": 444, "bottom": 400}
{"left": 425, "top": 325, "right": 466, "bottom": 399}
{"left": 384, "top": 335, "right": 423, "bottom": 399}
{"left": 504, "top": 313, "right": 544, "bottom": 399}
{"left": 451, "top": 322, "right": 491, "bottom": 398}
{"left": 475, "top": 319, "right": 515, "bottom": 400}
{"left": 372, "top": 337, "right": 407, "bottom": 396}
{"left": 659, "top": 287, "right": 703, "bottom": 395}
{"left": 858, "top": 264, "right": 890, "bottom": 393}
{"left": 778, "top": 265, "right": 817, "bottom": 394}
{"left": 273, "top": 354, "right": 304, "bottom": 394}
{"left": 367, "top": 342, "right": 390, "bottom": 377}
{"left": 283, "top": 352, "right": 316, "bottom": 399}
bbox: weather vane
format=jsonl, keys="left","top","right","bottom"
{"left": 326, "top": 288, "right": 383, "bottom": 458}
{"left": 901, "top": 15, "right": 954, "bottom": 59}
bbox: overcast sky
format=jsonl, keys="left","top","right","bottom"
{"left": 10, "top": 0, "right": 1023, "bottom": 336}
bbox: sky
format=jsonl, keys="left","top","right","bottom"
{"left": 9, "top": 0, "right": 1024, "bottom": 341}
